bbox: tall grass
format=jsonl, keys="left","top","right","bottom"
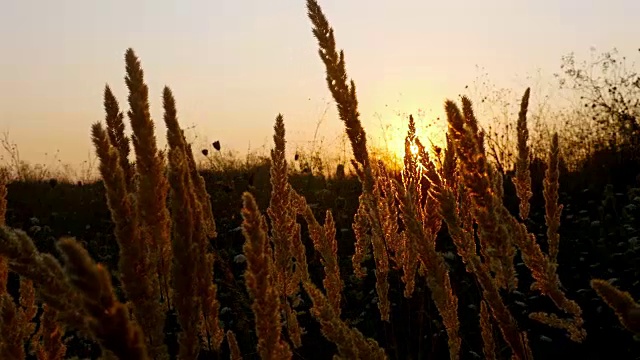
{"left": 0, "top": 0, "right": 638, "bottom": 359}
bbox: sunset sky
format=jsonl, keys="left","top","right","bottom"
{"left": 1, "top": 0, "right": 639, "bottom": 174}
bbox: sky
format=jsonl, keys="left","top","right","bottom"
{"left": 1, "top": 0, "right": 639, "bottom": 174}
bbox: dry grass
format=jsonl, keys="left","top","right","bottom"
{"left": 0, "top": 1, "right": 637, "bottom": 359}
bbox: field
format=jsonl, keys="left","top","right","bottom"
{"left": 1, "top": 1, "right": 640, "bottom": 359}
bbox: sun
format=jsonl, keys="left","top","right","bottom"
{"left": 409, "top": 143, "right": 419, "bottom": 157}
{"left": 369, "top": 135, "right": 426, "bottom": 171}
{"left": 374, "top": 125, "right": 445, "bottom": 167}
{"left": 368, "top": 105, "right": 448, "bottom": 170}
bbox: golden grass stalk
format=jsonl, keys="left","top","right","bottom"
{"left": 351, "top": 199, "right": 370, "bottom": 279}
{"left": 103, "top": 85, "right": 135, "bottom": 192}
{"left": 91, "top": 123, "right": 168, "bottom": 359}
{"left": 98, "top": 53, "right": 224, "bottom": 357}
{"left": 0, "top": 226, "right": 147, "bottom": 359}
{"left": 423, "top": 175, "right": 533, "bottom": 360}
{"left": 402, "top": 116, "right": 421, "bottom": 203}
{"left": 441, "top": 134, "right": 457, "bottom": 187}
{"left": 266, "top": 114, "right": 307, "bottom": 345}
{"left": 303, "top": 280, "right": 387, "bottom": 360}
{"left": 193, "top": 209, "right": 223, "bottom": 343}
{"left": 357, "top": 201, "right": 391, "bottom": 320}
{"left": 306, "top": 0, "right": 390, "bottom": 321}
{"left": 510, "top": 218, "right": 585, "bottom": 341}
{"left": 283, "top": 298, "right": 304, "bottom": 349}
{"left": 445, "top": 97, "right": 518, "bottom": 291}
{"left": 31, "top": 304, "right": 67, "bottom": 360}
{"left": 479, "top": 300, "right": 496, "bottom": 360}
{"left": 318, "top": 210, "right": 342, "bottom": 314}
{"left": 267, "top": 114, "right": 302, "bottom": 300}
{"left": 306, "top": 0, "right": 368, "bottom": 168}
{"left": 124, "top": 48, "right": 173, "bottom": 318}
{"left": 514, "top": 88, "right": 532, "bottom": 220}
{"left": 226, "top": 331, "right": 243, "bottom": 360}
{"left": 422, "top": 131, "right": 534, "bottom": 359}
{"left": 447, "top": 94, "right": 586, "bottom": 342}
{"left": 0, "top": 234, "right": 37, "bottom": 360}
{"left": 163, "top": 86, "right": 223, "bottom": 352}
{"left": 292, "top": 189, "right": 344, "bottom": 316}
{"left": 166, "top": 146, "right": 202, "bottom": 359}
{"left": 86, "top": 48, "right": 173, "bottom": 358}
{"left": 372, "top": 161, "right": 401, "bottom": 257}
{"left": 241, "top": 192, "right": 292, "bottom": 360}
{"left": 0, "top": 227, "right": 87, "bottom": 333}
{"left": 0, "top": 294, "right": 24, "bottom": 360}
{"left": 56, "top": 237, "right": 148, "bottom": 360}
{"left": 163, "top": 87, "right": 217, "bottom": 240}
{"left": 396, "top": 120, "right": 421, "bottom": 298}
{"left": 19, "top": 279, "right": 37, "bottom": 349}
{"left": 395, "top": 180, "right": 461, "bottom": 360}
{"left": 268, "top": 103, "right": 364, "bottom": 345}
{"left": 266, "top": 114, "right": 357, "bottom": 346}
{"left": 399, "top": 120, "right": 462, "bottom": 359}
{"left": 544, "top": 133, "right": 562, "bottom": 262}
{"left": 591, "top": 279, "right": 640, "bottom": 335}
{"left": 0, "top": 258, "right": 43, "bottom": 359}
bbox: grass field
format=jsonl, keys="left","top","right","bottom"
{"left": 1, "top": 1, "right": 640, "bottom": 359}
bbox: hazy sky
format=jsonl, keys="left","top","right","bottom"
{"left": 1, "top": 0, "right": 639, "bottom": 172}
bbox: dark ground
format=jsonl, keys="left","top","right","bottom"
{"left": 3, "top": 147, "right": 640, "bottom": 360}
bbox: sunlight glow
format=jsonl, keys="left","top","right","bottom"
{"left": 370, "top": 108, "right": 448, "bottom": 169}
{"left": 409, "top": 143, "right": 419, "bottom": 157}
